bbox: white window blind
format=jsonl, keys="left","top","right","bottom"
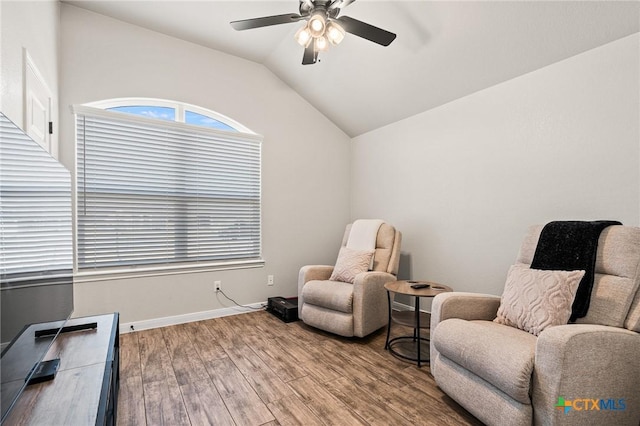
{"left": 75, "top": 107, "right": 262, "bottom": 271}
{"left": 0, "top": 112, "right": 73, "bottom": 284}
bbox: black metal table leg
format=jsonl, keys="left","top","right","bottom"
{"left": 384, "top": 290, "right": 392, "bottom": 350}
{"left": 415, "top": 296, "right": 421, "bottom": 367}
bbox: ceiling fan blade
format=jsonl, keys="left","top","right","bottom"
{"left": 329, "top": 0, "right": 356, "bottom": 11}
{"left": 302, "top": 44, "right": 318, "bottom": 65}
{"left": 230, "top": 13, "right": 305, "bottom": 31}
{"left": 336, "top": 15, "right": 396, "bottom": 46}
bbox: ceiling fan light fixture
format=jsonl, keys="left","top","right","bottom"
{"left": 308, "top": 12, "right": 326, "bottom": 38}
{"left": 326, "top": 21, "right": 345, "bottom": 46}
{"left": 295, "top": 24, "right": 312, "bottom": 47}
{"left": 314, "top": 35, "right": 329, "bottom": 51}
{"left": 230, "top": 0, "right": 396, "bottom": 65}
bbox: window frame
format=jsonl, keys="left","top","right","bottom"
{"left": 85, "top": 97, "right": 254, "bottom": 133}
{"left": 73, "top": 100, "right": 263, "bottom": 282}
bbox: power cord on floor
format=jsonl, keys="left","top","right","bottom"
{"left": 217, "top": 288, "right": 267, "bottom": 310}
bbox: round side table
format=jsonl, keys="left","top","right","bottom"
{"left": 384, "top": 280, "right": 452, "bottom": 367}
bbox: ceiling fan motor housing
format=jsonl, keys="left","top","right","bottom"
{"left": 299, "top": 0, "right": 340, "bottom": 19}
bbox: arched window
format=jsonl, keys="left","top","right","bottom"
{"left": 73, "top": 99, "right": 263, "bottom": 276}
{"left": 85, "top": 97, "right": 252, "bottom": 132}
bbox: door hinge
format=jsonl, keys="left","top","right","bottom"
{"left": 49, "top": 121, "right": 53, "bottom": 134}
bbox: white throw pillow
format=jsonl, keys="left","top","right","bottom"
{"left": 329, "top": 247, "right": 375, "bottom": 284}
{"left": 494, "top": 264, "right": 584, "bottom": 336}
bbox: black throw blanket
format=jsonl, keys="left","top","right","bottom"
{"left": 530, "top": 220, "right": 621, "bottom": 321}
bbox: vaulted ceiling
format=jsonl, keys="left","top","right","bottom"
{"left": 64, "top": 1, "right": 640, "bottom": 137}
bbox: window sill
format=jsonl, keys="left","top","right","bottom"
{"left": 74, "top": 259, "right": 265, "bottom": 283}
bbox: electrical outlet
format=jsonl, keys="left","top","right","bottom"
{"left": 214, "top": 280, "right": 221, "bottom": 292}
{"left": 267, "top": 275, "right": 274, "bottom": 286}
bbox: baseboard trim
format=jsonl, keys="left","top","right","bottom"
{"left": 121, "top": 301, "right": 419, "bottom": 334}
{"left": 120, "top": 302, "right": 266, "bottom": 334}
{"left": 393, "top": 301, "right": 413, "bottom": 311}
{"left": 392, "top": 301, "right": 430, "bottom": 313}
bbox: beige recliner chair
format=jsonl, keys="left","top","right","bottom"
{"left": 298, "top": 222, "right": 401, "bottom": 337}
{"left": 430, "top": 225, "right": 640, "bottom": 426}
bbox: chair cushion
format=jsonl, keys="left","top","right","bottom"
{"left": 342, "top": 223, "right": 399, "bottom": 274}
{"left": 517, "top": 225, "right": 640, "bottom": 329}
{"left": 433, "top": 319, "right": 537, "bottom": 404}
{"left": 494, "top": 264, "right": 584, "bottom": 335}
{"left": 300, "top": 304, "right": 354, "bottom": 337}
{"left": 302, "top": 280, "right": 354, "bottom": 313}
{"left": 329, "top": 247, "right": 375, "bottom": 283}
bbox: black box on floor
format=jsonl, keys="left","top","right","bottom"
{"left": 267, "top": 297, "right": 299, "bottom": 323}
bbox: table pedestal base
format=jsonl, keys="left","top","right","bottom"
{"left": 387, "top": 336, "right": 430, "bottom": 367}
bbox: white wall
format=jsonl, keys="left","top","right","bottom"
{"left": 0, "top": 0, "right": 59, "bottom": 157}
{"left": 59, "top": 5, "right": 351, "bottom": 324}
{"left": 6, "top": 2, "right": 638, "bottom": 326}
{"left": 351, "top": 34, "right": 640, "bottom": 297}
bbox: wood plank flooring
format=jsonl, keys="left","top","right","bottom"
{"left": 117, "top": 310, "right": 482, "bottom": 426}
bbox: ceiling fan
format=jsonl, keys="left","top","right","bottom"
{"left": 230, "top": 0, "right": 396, "bottom": 65}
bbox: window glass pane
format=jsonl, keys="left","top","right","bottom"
{"left": 185, "top": 111, "right": 236, "bottom": 131}
{"left": 107, "top": 106, "right": 175, "bottom": 121}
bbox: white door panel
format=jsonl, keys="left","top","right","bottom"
{"left": 24, "top": 51, "right": 53, "bottom": 154}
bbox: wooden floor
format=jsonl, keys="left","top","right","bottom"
{"left": 116, "top": 310, "right": 482, "bottom": 426}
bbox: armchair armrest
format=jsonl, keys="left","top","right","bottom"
{"left": 352, "top": 272, "right": 396, "bottom": 337}
{"left": 430, "top": 292, "right": 501, "bottom": 374}
{"left": 299, "top": 265, "right": 334, "bottom": 283}
{"left": 532, "top": 324, "right": 640, "bottom": 425}
{"left": 430, "top": 292, "right": 501, "bottom": 326}
{"left": 298, "top": 265, "right": 334, "bottom": 311}
{"left": 353, "top": 271, "right": 396, "bottom": 288}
